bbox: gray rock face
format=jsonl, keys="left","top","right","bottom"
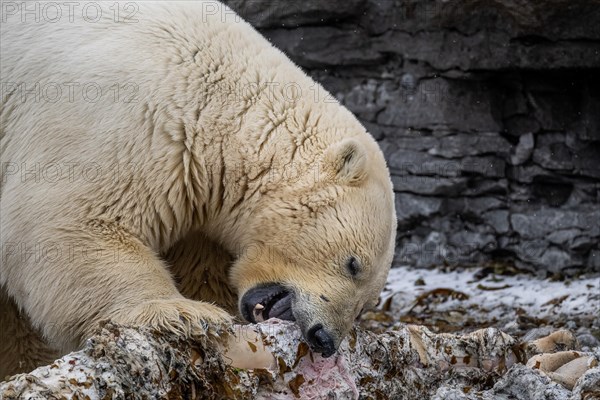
{"left": 225, "top": 0, "right": 600, "bottom": 275}
{"left": 511, "top": 132, "right": 535, "bottom": 165}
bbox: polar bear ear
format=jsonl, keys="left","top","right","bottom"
{"left": 323, "top": 138, "right": 368, "bottom": 185}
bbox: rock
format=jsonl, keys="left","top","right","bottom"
{"left": 570, "top": 235, "right": 597, "bottom": 252}
{"left": 397, "top": 231, "right": 447, "bottom": 268}
{"left": 503, "top": 89, "right": 529, "bottom": 117}
{"left": 511, "top": 240, "right": 549, "bottom": 268}
{"left": 491, "top": 364, "right": 572, "bottom": 400}
{"left": 509, "top": 164, "right": 554, "bottom": 183}
{"left": 380, "top": 136, "right": 439, "bottom": 152}
{"left": 395, "top": 193, "right": 443, "bottom": 224}
{"left": 538, "top": 247, "right": 574, "bottom": 273}
{"left": 588, "top": 250, "right": 600, "bottom": 272}
{"left": 510, "top": 132, "right": 535, "bottom": 165}
{"left": 483, "top": 210, "right": 510, "bottom": 234}
{"left": 377, "top": 80, "right": 502, "bottom": 132}
{"left": 361, "top": 120, "right": 385, "bottom": 141}
{"left": 577, "top": 330, "right": 600, "bottom": 350}
{"left": 447, "top": 197, "right": 506, "bottom": 215}
{"left": 505, "top": 115, "right": 540, "bottom": 137}
{"left": 573, "top": 144, "right": 600, "bottom": 179}
{"left": 510, "top": 208, "right": 600, "bottom": 239}
{"left": 374, "top": 27, "right": 600, "bottom": 71}
{"left": 391, "top": 175, "right": 467, "bottom": 196}
{"left": 462, "top": 179, "right": 509, "bottom": 196}
{"left": 227, "top": 0, "right": 364, "bottom": 28}
{"left": 533, "top": 142, "right": 574, "bottom": 171}
{"left": 462, "top": 156, "right": 506, "bottom": 178}
{"left": 264, "top": 27, "right": 385, "bottom": 68}
{"left": 577, "top": 87, "right": 600, "bottom": 142}
{"left": 338, "top": 79, "right": 394, "bottom": 121}
{"left": 546, "top": 229, "right": 581, "bottom": 246}
{"left": 531, "top": 177, "right": 574, "bottom": 207}
{"left": 447, "top": 230, "right": 497, "bottom": 263}
{"left": 400, "top": 73, "right": 417, "bottom": 91}
{"left": 386, "top": 148, "right": 461, "bottom": 177}
{"left": 429, "top": 133, "right": 512, "bottom": 159}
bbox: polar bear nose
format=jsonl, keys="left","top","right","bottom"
{"left": 306, "top": 324, "right": 336, "bottom": 357}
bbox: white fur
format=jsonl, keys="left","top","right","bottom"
{"left": 0, "top": 1, "right": 396, "bottom": 375}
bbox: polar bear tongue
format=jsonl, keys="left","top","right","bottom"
{"left": 264, "top": 292, "right": 294, "bottom": 321}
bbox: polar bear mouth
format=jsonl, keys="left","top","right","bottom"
{"left": 241, "top": 283, "right": 295, "bottom": 324}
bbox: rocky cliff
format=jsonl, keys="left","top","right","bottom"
{"left": 226, "top": 0, "right": 600, "bottom": 275}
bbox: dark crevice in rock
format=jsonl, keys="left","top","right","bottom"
{"left": 531, "top": 177, "right": 574, "bottom": 207}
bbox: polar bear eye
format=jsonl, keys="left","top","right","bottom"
{"left": 346, "top": 256, "right": 360, "bottom": 277}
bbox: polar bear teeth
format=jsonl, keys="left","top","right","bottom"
{"left": 253, "top": 303, "right": 265, "bottom": 322}
{"left": 252, "top": 290, "right": 289, "bottom": 323}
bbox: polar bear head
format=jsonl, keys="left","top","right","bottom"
{"left": 231, "top": 137, "right": 396, "bottom": 357}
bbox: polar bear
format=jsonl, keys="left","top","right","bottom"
{"left": 0, "top": 1, "right": 396, "bottom": 375}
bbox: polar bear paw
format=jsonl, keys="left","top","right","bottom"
{"left": 116, "top": 298, "right": 233, "bottom": 338}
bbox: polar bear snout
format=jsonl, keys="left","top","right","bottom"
{"left": 306, "top": 323, "right": 336, "bottom": 358}
{"left": 240, "top": 282, "right": 345, "bottom": 358}
{"left": 240, "top": 283, "right": 296, "bottom": 324}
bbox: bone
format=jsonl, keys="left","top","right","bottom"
{"left": 221, "top": 325, "right": 276, "bottom": 370}
{"left": 527, "top": 329, "right": 578, "bottom": 356}
{"left": 547, "top": 355, "right": 595, "bottom": 390}
{"left": 527, "top": 351, "right": 583, "bottom": 372}
{"left": 218, "top": 322, "right": 596, "bottom": 396}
